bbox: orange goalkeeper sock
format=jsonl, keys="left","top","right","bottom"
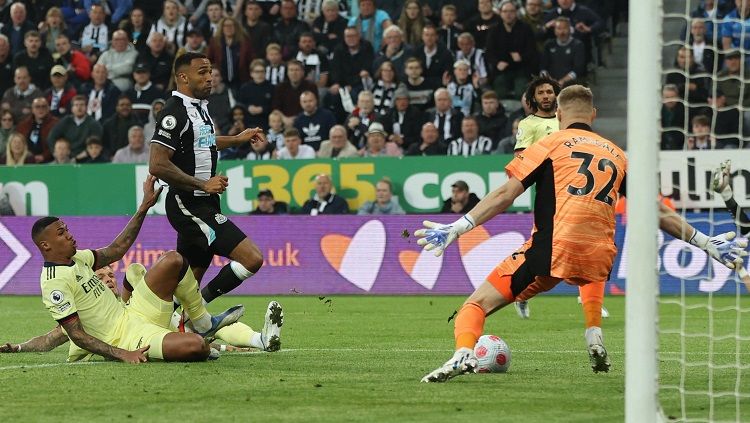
{"left": 579, "top": 282, "right": 605, "bottom": 329}
{"left": 454, "top": 302, "right": 485, "bottom": 350}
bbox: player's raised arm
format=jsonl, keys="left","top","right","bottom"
{"left": 59, "top": 315, "right": 148, "bottom": 364}
{"left": 93, "top": 175, "right": 163, "bottom": 270}
{"left": 0, "top": 326, "right": 68, "bottom": 353}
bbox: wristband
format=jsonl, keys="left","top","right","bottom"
{"left": 688, "top": 228, "right": 709, "bottom": 249}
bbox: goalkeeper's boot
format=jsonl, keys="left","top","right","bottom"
{"left": 261, "top": 301, "right": 283, "bottom": 352}
{"left": 421, "top": 347, "right": 478, "bottom": 383}
{"left": 712, "top": 160, "right": 732, "bottom": 193}
{"left": 514, "top": 300, "right": 530, "bottom": 319}
{"left": 586, "top": 327, "right": 610, "bottom": 373}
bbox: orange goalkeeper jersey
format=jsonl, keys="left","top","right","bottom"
{"left": 505, "top": 122, "right": 627, "bottom": 283}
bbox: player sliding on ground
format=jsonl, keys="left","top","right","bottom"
{"left": 417, "top": 85, "right": 749, "bottom": 382}
{"left": 0, "top": 265, "right": 281, "bottom": 355}
{"left": 29, "top": 175, "right": 245, "bottom": 363}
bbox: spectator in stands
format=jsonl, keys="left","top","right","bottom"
{"left": 445, "top": 59, "right": 479, "bottom": 116}
{"left": 273, "top": 0, "right": 311, "bottom": 59}
{"left": 721, "top": 0, "right": 750, "bottom": 61}
{"left": 373, "top": 25, "right": 413, "bottom": 82}
{"left": 137, "top": 32, "right": 174, "bottom": 92}
{"left": 427, "top": 88, "right": 463, "bottom": 143}
{"left": 660, "top": 84, "right": 685, "bottom": 150}
{"left": 221, "top": 105, "right": 251, "bottom": 159}
{"left": 125, "top": 63, "right": 165, "bottom": 122}
{"left": 112, "top": 125, "right": 150, "bottom": 163}
{"left": 49, "top": 137, "right": 74, "bottom": 164}
{"left": 39, "top": 8, "right": 65, "bottom": 54}
{"left": 301, "top": 173, "right": 349, "bottom": 215}
{"left": 495, "top": 117, "right": 519, "bottom": 154}
{"left": 540, "top": 17, "right": 586, "bottom": 87}
{"left": 456, "top": 33, "right": 488, "bottom": 86}
{"left": 264, "top": 43, "right": 286, "bottom": 85}
{"left": 207, "top": 68, "right": 234, "bottom": 134}
{"left": 406, "top": 122, "right": 447, "bottom": 155}
{"left": 80, "top": 64, "right": 121, "bottom": 122}
{"left": 294, "top": 90, "right": 336, "bottom": 151}
{"left": 317, "top": 124, "right": 359, "bottom": 158}
{"left": 0, "top": 110, "right": 13, "bottom": 152}
{"left": 2, "top": 66, "right": 42, "bottom": 120}
{"left": 543, "top": 0, "right": 603, "bottom": 65}
{"left": 380, "top": 85, "right": 423, "bottom": 151}
{"left": 196, "top": 0, "right": 225, "bottom": 40}
{"left": 13, "top": 31, "right": 53, "bottom": 90}
{"left": 77, "top": 135, "right": 109, "bottom": 163}
{"left": 47, "top": 94, "right": 103, "bottom": 158}
{"left": 438, "top": 5, "right": 460, "bottom": 52}
{"left": 53, "top": 34, "right": 91, "bottom": 88}
{"left": 241, "top": 1, "right": 272, "bottom": 57}
{"left": 689, "top": 18, "right": 717, "bottom": 73}
{"left": 16, "top": 97, "right": 56, "bottom": 163}
{"left": 60, "top": 0, "right": 89, "bottom": 39}
{"left": 208, "top": 17, "right": 255, "bottom": 91}
{"left": 267, "top": 110, "right": 286, "bottom": 149}
{"left": 142, "top": 98, "right": 165, "bottom": 141}
{"left": 278, "top": 128, "right": 316, "bottom": 159}
{"left": 415, "top": 24, "right": 455, "bottom": 86}
{"left": 466, "top": 0, "right": 500, "bottom": 51}
{"left": 97, "top": 30, "right": 138, "bottom": 93}
{"left": 404, "top": 57, "right": 436, "bottom": 111}
{"left": 80, "top": 5, "right": 109, "bottom": 63}
{"left": 691, "top": 0, "right": 725, "bottom": 43}
{"left": 238, "top": 59, "right": 273, "bottom": 129}
{"left": 716, "top": 50, "right": 750, "bottom": 109}
{"left": 707, "top": 89, "right": 740, "bottom": 149}
{"left": 346, "top": 90, "right": 377, "bottom": 148}
{"left": 0, "top": 35, "right": 13, "bottom": 96}
{"left": 312, "top": 0, "right": 347, "bottom": 56}
{"left": 251, "top": 189, "right": 289, "bottom": 214}
{"left": 177, "top": 29, "right": 208, "bottom": 57}
{"left": 358, "top": 178, "right": 405, "bottom": 215}
{"left": 272, "top": 60, "right": 317, "bottom": 127}
{"left": 0, "top": 131, "right": 34, "bottom": 165}
{"left": 686, "top": 114, "right": 715, "bottom": 150}
{"left": 246, "top": 128, "right": 277, "bottom": 160}
{"left": 2, "top": 3, "right": 35, "bottom": 56}
{"left": 485, "top": 1, "right": 537, "bottom": 99}
{"left": 295, "top": 32, "right": 328, "bottom": 91}
{"left": 361, "top": 121, "right": 401, "bottom": 156}
{"left": 45, "top": 64, "right": 77, "bottom": 116}
{"left": 329, "top": 26, "right": 375, "bottom": 97}
{"left": 102, "top": 96, "right": 140, "bottom": 154}
{"left": 665, "top": 46, "right": 709, "bottom": 121}
{"left": 522, "top": 0, "right": 548, "bottom": 52}
{"left": 150, "top": 0, "right": 192, "bottom": 54}
{"left": 475, "top": 90, "right": 507, "bottom": 146}
{"left": 119, "top": 8, "right": 152, "bottom": 54}
{"left": 366, "top": 61, "right": 402, "bottom": 116}
{"left": 348, "top": 0, "right": 392, "bottom": 52}
{"left": 398, "top": 0, "right": 427, "bottom": 46}
{"left": 447, "top": 115, "right": 492, "bottom": 156}
{"left": 441, "top": 179, "right": 480, "bottom": 213}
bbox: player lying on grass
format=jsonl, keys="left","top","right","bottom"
{"left": 713, "top": 159, "right": 750, "bottom": 290}
{"left": 1, "top": 265, "right": 282, "bottom": 354}
{"left": 416, "top": 85, "right": 749, "bottom": 382}
{"left": 27, "top": 175, "right": 245, "bottom": 363}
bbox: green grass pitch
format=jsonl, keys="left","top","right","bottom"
{"left": 0, "top": 295, "right": 747, "bottom": 422}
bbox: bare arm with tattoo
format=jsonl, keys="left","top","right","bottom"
{"left": 60, "top": 315, "right": 149, "bottom": 364}
{"left": 0, "top": 326, "right": 68, "bottom": 353}
{"left": 93, "top": 175, "right": 163, "bottom": 270}
{"left": 149, "top": 144, "right": 229, "bottom": 195}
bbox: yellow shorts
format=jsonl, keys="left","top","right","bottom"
{"left": 112, "top": 310, "right": 171, "bottom": 360}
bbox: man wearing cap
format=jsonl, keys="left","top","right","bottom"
{"left": 125, "top": 63, "right": 166, "bottom": 123}
{"left": 317, "top": 125, "right": 358, "bottom": 158}
{"left": 379, "top": 85, "right": 424, "bottom": 152}
{"left": 96, "top": 30, "right": 139, "bottom": 92}
{"left": 300, "top": 173, "right": 349, "bottom": 215}
{"left": 440, "top": 180, "right": 480, "bottom": 214}
{"left": 251, "top": 189, "right": 289, "bottom": 215}
{"left": 45, "top": 64, "right": 77, "bottom": 116}
{"left": 361, "top": 122, "right": 401, "bottom": 157}
{"left": 716, "top": 49, "right": 750, "bottom": 110}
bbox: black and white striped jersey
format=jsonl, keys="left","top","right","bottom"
{"left": 151, "top": 91, "right": 217, "bottom": 197}
{"left": 447, "top": 136, "right": 493, "bottom": 157}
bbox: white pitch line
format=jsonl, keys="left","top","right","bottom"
{"left": 0, "top": 361, "right": 107, "bottom": 371}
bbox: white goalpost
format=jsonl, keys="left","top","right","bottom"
{"left": 625, "top": 0, "right": 663, "bottom": 421}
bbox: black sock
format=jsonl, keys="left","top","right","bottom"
{"left": 726, "top": 198, "right": 750, "bottom": 236}
{"left": 201, "top": 264, "right": 244, "bottom": 303}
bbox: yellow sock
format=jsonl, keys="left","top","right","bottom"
{"left": 173, "top": 267, "right": 211, "bottom": 331}
{"left": 215, "top": 322, "right": 257, "bottom": 348}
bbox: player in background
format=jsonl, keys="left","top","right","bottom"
{"left": 149, "top": 52, "right": 283, "bottom": 351}
{"left": 417, "top": 85, "right": 748, "bottom": 382}
{"left": 712, "top": 160, "right": 750, "bottom": 289}
{"left": 31, "top": 176, "right": 245, "bottom": 363}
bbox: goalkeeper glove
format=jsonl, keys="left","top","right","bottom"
{"left": 689, "top": 230, "right": 748, "bottom": 270}
{"left": 415, "top": 215, "right": 476, "bottom": 257}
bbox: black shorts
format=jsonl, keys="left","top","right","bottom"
{"left": 165, "top": 192, "right": 247, "bottom": 268}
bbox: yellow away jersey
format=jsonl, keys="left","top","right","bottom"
{"left": 514, "top": 114, "right": 559, "bottom": 150}
{"left": 40, "top": 250, "right": 125, "bottom": 355}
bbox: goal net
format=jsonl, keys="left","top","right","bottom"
{"left": 627, "top": 1, "right": 750, "bottom": 422}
